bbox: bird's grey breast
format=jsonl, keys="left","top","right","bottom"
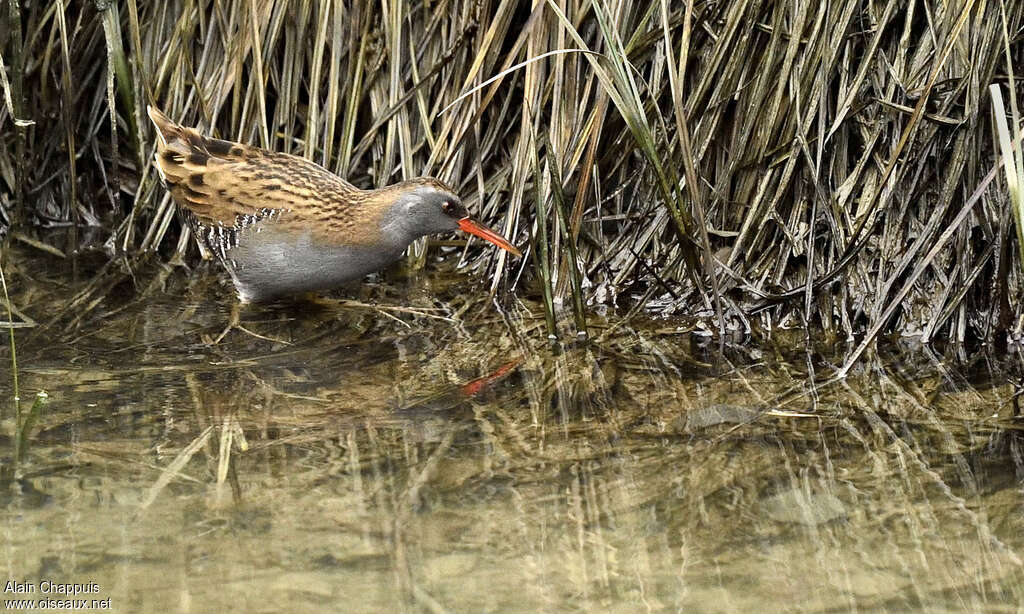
{"left": 222, "top": 227, "right": 404, "bottom": 303}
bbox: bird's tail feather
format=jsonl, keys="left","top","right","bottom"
{"left": 147, "top": 105, "right": 211, "bottom": 158}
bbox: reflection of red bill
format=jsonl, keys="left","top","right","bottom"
{"left": 460, "top": 358, "right": 523, "bottom": 397}
{"left": 458, "top": 217, "right": 522, "bottom": 257}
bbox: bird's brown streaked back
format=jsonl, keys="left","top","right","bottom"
{"left": 147, "top": 105, "right": 384, "bottom": 246}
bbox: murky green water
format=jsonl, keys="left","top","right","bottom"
{"left": 2, "top": 248, "right": 1023, "bottom": 613}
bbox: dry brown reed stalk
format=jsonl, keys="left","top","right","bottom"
{"left": 0, "top": 0, "right": 1022, "bottom": 359}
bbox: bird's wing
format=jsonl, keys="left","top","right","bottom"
{"left": 147, "top": 105, "right": 359, "bottom": 229}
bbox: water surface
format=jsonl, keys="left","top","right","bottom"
{"left": 2, "top": 248, "right": 1023, "bottom": 612}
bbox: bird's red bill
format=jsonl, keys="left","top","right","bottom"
{"left": 458, "top": 217, "right": 522, "bottom": 257}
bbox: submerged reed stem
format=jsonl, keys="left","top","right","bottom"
{"left": 0, "top": 260, "right": 17, "bottom": 419}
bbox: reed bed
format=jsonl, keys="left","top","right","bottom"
{"left": 1, "top": 0, "right": 1023, "bottom": 349}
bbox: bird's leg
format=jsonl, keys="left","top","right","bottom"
{"left": 209, "top": 302, "right": 291, "bottom": 345}
{"left": 212, "top": 301, "right": 241, "bottom": 344}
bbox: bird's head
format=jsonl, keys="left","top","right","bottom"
{"left": 382, "top": 178, "right": 521, "bottom": 257}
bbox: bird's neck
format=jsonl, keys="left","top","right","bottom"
{"left": 376, "top": 200, "right": 423, "bottom": 249}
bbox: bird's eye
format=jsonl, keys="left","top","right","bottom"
{"left": 442, "top": 202, "right": 453, "bottom": 213}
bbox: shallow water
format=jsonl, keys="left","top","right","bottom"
{"left": 1, "top": 248, "right": 1023, "bottom": 613}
